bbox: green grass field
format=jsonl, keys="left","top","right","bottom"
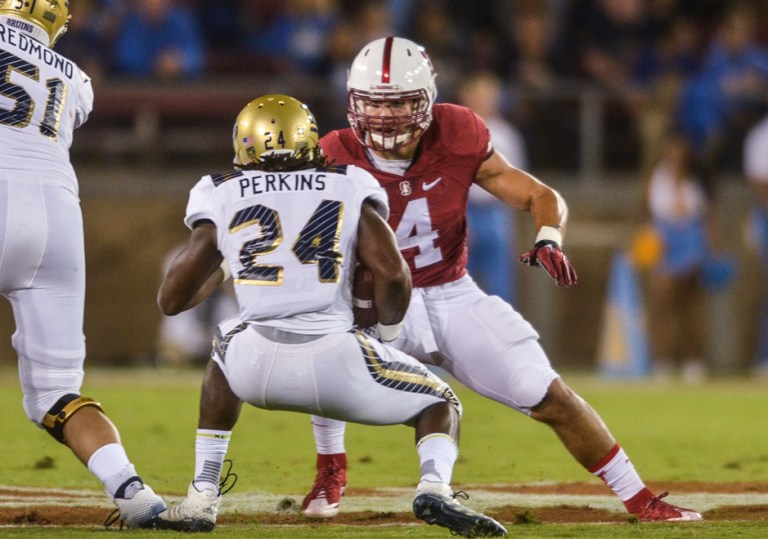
{"left": 1, "top": 366, "right": 767, "bottom": 537}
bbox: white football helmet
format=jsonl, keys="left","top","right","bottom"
{"left": 0, "top": 0, "right": 70, "bottom": 48}
{"left": 347, "top": 37, "right": 437, "bottom": 151}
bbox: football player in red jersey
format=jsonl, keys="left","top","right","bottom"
{"left": 302, "top": 36, "right": 702, "bottom": 523}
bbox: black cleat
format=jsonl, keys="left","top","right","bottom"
{"left": 413, "top": 489, "right": 507, "bottom": 537}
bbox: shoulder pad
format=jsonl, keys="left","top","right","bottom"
{"left": 77, "top": 67, "right": 91, "bottom": 84}
{"left": 430, "top": 104, "right": 490, "bottom": 157}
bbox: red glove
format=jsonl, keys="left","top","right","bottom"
{"left": 519, "top": 240, "right": 578, "bottom": 287}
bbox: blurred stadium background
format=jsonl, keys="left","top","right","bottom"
{"left": 0, "top": 0, "right": 765, "bottom": 374}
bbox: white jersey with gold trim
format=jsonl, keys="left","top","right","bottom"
{"left": 185, "top": 164, "right": 388, "bottom": 334}
{"left": 0, "top": 19, "right": 92, "bottom": 194}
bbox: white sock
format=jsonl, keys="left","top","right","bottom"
{"left": 589, "top": 444, "right": 645, "bottom": 501}
{"left": 311, "top": 416, "right": 346, "bottom": 455}
{"left": 87, "top": 443, "right": 137, "bottom": 498}
{"left": 417, "top": 434, "right": 457, "bottom": 485}
{"left": 193, "top": 429, "right": 232, "bottom": 492}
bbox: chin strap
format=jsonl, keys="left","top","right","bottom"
{"left": 41, "top": 394, "right": 103, "bottom": 444}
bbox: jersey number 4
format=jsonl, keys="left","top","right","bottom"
{"left": 229, "top": 199, "right": 343, "bottom": 285}
{"left": 0, "top": 50, "right": 67, "bottom": 140}
{"left": 394, "top": 198, "right": 442, "bottom": 269}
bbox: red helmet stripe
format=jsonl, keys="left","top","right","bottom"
{"left": 381, "top": 36, "right": 393, "bottom": 83}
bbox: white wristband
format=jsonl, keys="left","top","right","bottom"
{"left": 535, "top": 225, "right": 563, "bottom": 246}
{"left": 352, "top": 297, "right": 373, "bottom": 309}
{"left": 377, "top": 321, "right": 403, "bottom": 342}
{"left": 220, "top": 259, "right": 232, "bottom": 281}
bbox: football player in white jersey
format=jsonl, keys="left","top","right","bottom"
{"left": 155, "top": 94, "right": 507, "bottom": 537}
{"left": 0, "top": 1, "right": 166, "bottom": 528}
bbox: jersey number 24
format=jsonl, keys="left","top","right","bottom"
{"left": 228, "top": 199, "right": 343, "bottom": 285}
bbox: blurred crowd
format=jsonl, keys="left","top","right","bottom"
{"left": 63, "top": 0, "right": 768, "bottom": 172}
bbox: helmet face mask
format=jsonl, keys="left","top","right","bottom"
{"left": 346, "top": 37, "right": 437, "bottom": 152}
{"left": 0, "top": 0, "right": 71, "bottom": 48}
{"left": 232, "top": 94, "right": 319, "bottom": 167}
{"left": 348, "top": 90, "right": 431, "bottom": 151}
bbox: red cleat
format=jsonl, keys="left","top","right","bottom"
{"left": 633, "top": 492, "right": 703, "bottom": 522}
{"left": 301, "top": 453, "right": 347, "bottom": 519}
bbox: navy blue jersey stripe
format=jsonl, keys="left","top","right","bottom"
{"left": 352, "top": 330, "right": 460, "bottom": 408}
{"left": 211, "top": 169, "right": 244, "bottom": 187}
{"left": 213, "top": 322, "right": 248, "bottom": 363}
{"left": 316, "top": 164, "right": 348, "bottom": 175}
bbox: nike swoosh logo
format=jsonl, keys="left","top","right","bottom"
{"left": 422, "top": 177, "right": 443, "bottom": 191}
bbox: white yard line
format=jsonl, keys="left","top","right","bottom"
{"left": 2, "top": 485, "right": 765, "bottom": 514}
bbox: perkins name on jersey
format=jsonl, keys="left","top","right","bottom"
{"left": 239, "top": 173, "right": 327, "bottom": 197}
{"left": 0, "top": 23, "right": 74, "bottom": 78}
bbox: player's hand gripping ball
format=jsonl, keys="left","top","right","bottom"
{"left": 352, "top": 265, "right": 378, "bottom": 329}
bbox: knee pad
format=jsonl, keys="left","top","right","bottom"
{"left": 41, "top": 394, "right": 103, "bottom": 444}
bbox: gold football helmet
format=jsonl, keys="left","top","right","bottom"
{"left": 0, "top": 0, "right": 71, "bottom": 47}
{"left": 232, "top": 94, "right": 319, "bottom": 166}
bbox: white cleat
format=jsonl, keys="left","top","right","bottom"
{"left": 156, "top": 483, "right": 221, "bottom": 532}
{"left": 111, "top": 479, "right": 167, "bottom": 529}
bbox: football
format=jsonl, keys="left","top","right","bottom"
{"left": 352, "top": 265, "right": 378, "bottom": 328}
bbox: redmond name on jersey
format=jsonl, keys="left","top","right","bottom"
{"left": 0, "top": 23, "right": 74, "bottom": 78}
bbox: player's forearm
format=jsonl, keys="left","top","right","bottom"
{"left": 158, "top": 257, "right": 225, "bottom": 316}
{"left": 179, "top": 267, "right": 227, "bottom": 313}
{"left": 373, "top": 269, "right": 411, "bottom": 326}
{"left": 531, "top": 188, "right": 568, "bottom": 235}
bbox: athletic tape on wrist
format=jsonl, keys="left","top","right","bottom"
{"left": 535, "top": 225, "right": 563, "bottom": 246}
{"left": 352, "top": 297, "right": 373, "bottom": 309}
{"left": 377, "top": 321, "right": 403, "bottom": 342}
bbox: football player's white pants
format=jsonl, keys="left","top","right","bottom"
{"left": 0, "top": 179, "right": 86, "bottom": 424}
{"left": 212, "top": 320, "right": 461, "bottom": 424}
{"left": 393, "top": 275, "right": 559, "bottom": 414}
